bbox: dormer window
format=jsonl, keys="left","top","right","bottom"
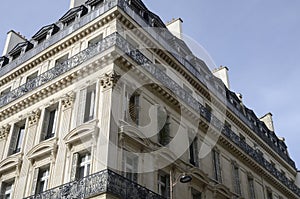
{"left": 32, "top": 24, "right": 60, "bottom": 45}
{"left": 0, "top": 56, "right": 9, "bottom": 68}
{"left": 86, "top": 0, "right": 104, "bottom": 10}
{"left": 59, "top": 5, "right": 88, "bottom": 27}
{"left": 8, "top": 41, "right": 33, "bottom": 60}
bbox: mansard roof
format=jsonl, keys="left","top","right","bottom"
{"left": 59, "top": 5, "right": 88, "bottom": 23}
{"left": 32, "top": 24, "right": 60, "bottom": 40}
{"left": 8, "top": 41, "right": 33, "bottom": 56}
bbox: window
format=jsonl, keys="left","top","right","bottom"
{"left": 77, "top": 84, "right": 96, "bottom": 125}
{"left": 267, "top": 189, "right": 272, "bottom": 199}
{"left": 0, "top": 87, "right": 11, "bottom": 97}
{"left": 192, "top": 188, "right": 201, "bottom": 199}
{"left": 158, "top": 171, "right": 170, "bottom": 198}
{"left": 36, "top": 167, "right": 50, "bottom": 194}
{"left": 239, "top": 133, "right": 246, "bottom": 142}
{"left": 8, "top": 121, "right": 25, "bottom": 155}
{"left": 225, "top": 120, "right": 231, "bottom": 129}
{"left": 88, "top": 34, "right": 103, "bottom": 47}
{"left": 155, "top": 59, "right": 166, "bottom": 72}
{"left": 248, "top": 177, "right": 256, "bottom": 199}
{"left": 55, "top": 54, "right": 69, "bottom": 66}
{"left": 12, "top": 51, "right": 21, "bottom": 60}
{"left": 122, "top": 152, "right": 138, "bottom": 182}
{"left": 128, "top": 92, "right": 140, "bottom": 125}
{"left": 41, "top": 104, "right": 58, "bottom": 141}
{"left": 183, "top": 84, "right": 193, "bottom": 95}
{"left": 26, "top": 71, "right": 38, "bottom": 83}
{"left": 126, "top": 35, "right": 139, "bottom": 49}
{"left": 37, "top": 35, "right": 47, "bottom": 44}
{"left": 189, "top": 135, "right": 199, "bottom": 167}
{"left": 1, "top": 180, "right": 14, "bottom": 199}
{"left": 232, "top": 162, "right": 241, "bottom": 195}
{"left": 124, "top": 89, "right": 140, "bottom": 125}
{"left": 32, "top": 166, "right": 50, "bottom": 195}
{"left": 90, "top": 0, "right": 104, "bottom": 10}
{"left": 158, "top": 107, "right": 170, "bottom": 146}
{"left": 70, "top": 152, "right": 91, "bottom": 181}
{"left": 212, "top": 149, "right": 222, "bottom": 183}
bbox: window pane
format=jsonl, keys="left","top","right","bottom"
{"left": 15, "top": 126, "right": 25, "bottom": 153}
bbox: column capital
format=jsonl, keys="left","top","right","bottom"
{"left": 100, "top": 72, "right": 120, "bottom": 90}
{"left": 61, "top": 91, "right": 76, "bottom": 109}
{"left": 28, "top": 109, "right": 41, "bottom": 126}
{"left": 0, "top": 124, "right": 11, "bottom": 140}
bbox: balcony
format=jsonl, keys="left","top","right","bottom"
{"left": 24, "top": 169, "right": 164, "bottom": 199}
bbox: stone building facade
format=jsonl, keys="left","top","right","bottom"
{"left": 0, "top": 0, "right": 299, "bottom": 199}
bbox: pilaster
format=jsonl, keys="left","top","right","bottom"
{"left": 52, "top": 92, "right": 75, "bottom": 186}
{"left": 0, "top": 124, "right": 11, "bottom": 159}
{"left": 15, "top": 109, "right": 40, "bottom": 198}
{"left": 96, "top": 72, "right": 120, "bottom": 171}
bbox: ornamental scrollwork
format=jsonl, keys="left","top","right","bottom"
{"left": 0, "top": 124, "right": 11, "bottom": 140}
{"left": 100, "top": 72, "right": 121, "bottom": 90}
{"left": 61, "top": 92, "right": 75, "bottom": 109}
{"left": 28, "top": 109, "right": 41, "bottom": 126}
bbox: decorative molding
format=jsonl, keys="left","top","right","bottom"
{"left": 28, "top": 109, "right": 41, "bottom": 126}
{"left": 0, "top": 154, "right": 23, "bottom": 176}
{"left": 61, "top": 91, "right": 76, "bottom": 109}
{"left": 0, "top": 124, "right": 11, "bottom": 140}
{"left": 100, "top": 72, "right": 120, "bottom": 90}
{"left": 27, "top": 138, "right": 58, "bottom": 165}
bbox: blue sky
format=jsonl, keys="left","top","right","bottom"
{"left": 0, "top": 0, "right": 299, "bottom": 168}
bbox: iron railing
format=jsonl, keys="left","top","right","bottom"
{"left": 24, "top": 169, "right": 165, "bottom": 199}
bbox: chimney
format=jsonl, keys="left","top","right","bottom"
{"left": 70, "top": 0, "right": 86, "bottom": 8}
{"left": 2, "top": 30, "right": 26, "bottom": 56}
{"left": 260, "top": 112, "right": 275, "bottom": 132}
{"left": 213, "top": 66, "right": 230, "bottom": 89}
{"left": 166, "top": 18, "right": 183, "bottom": 40}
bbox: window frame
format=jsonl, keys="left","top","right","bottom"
{"left": 8, "top": 121, "right": 26, "bottom": 155}
{"left": 157, "top": 170, "right": 170, "bottom": 198}
{"left": 1, "top": 179, "right": 14, "bottom": 199}
{"left": 41, "top": 104, "right": 58, "bottom": 141}
{"left": 212, "top": 149, "right": 222, "bottom": 183}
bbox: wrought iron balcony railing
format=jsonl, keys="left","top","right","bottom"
{"left": 0, "top": 33, "right": 119, "bottom": 108}
{"left": 24, "top": 169, "right": 165, "bottom": 199}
